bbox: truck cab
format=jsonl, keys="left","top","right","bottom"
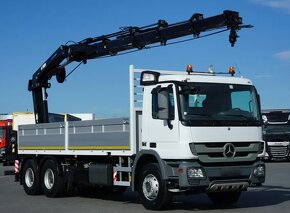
{"left": 138, "top": 67, "right": 265, "bottom": 204}
{"left": 142, "top": 71, "right": 263, "bottom": 159}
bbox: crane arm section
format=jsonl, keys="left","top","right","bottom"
{"left": 28, "top": 10, "right": 250, "bottom": 123}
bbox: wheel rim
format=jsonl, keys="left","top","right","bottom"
{"left": 142, "top": 174, "right": 159, "bottom": 201}
{"left": 44, "top": 169, "right": 54, "bottom": 190}
{"left": 25, "top": 168, "right": 34, "bottom": 188}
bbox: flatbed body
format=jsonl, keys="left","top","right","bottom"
{"left": 18, "top": 118, "right": 132, "bottom": 156}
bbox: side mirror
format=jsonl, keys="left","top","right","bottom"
{"left": 257, "top": 94, "right": 261, "bottom": 111}
{"left": 157, "top": 89, "right": 170, "bottom": 120}
{"left": 262, "top": 115, "right": 268, "bottom": 126}
{"left": 10, "top": 130, "right": 17, "bottom": 143}
{"left": 257, "top": 93, "right": 264, "bottom": 125}
{"left": 152, "top": 85, "right": 174, "bottom": 121}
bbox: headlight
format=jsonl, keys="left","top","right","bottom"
{"left": 187, "top": 167, "right": 206, "bottom": 179}
{"left": 253, "top": 165, "right": 265, "bottom": 177}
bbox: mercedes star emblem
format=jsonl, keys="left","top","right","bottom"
{"left": 223, "top": 143, "right": 236, "bottom": 158}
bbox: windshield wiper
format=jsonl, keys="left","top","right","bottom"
{"left": 186, "top": 113, "right": 223, "bottom": 125}
{"left": 187, "top": 113, "right": 212, "bottom": 117}
{"left": 223, "top": 114, "right": 255, "bottom": 121}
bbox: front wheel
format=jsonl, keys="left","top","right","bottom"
{"left": 207, "top": 191, "right": 242, "bottom": 207}
{"left": 137, "top": 163, "right": 172, "bottom": 210}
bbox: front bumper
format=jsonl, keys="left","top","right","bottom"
{"left": 176, "top": 160, "right": 265, "bottom": 191}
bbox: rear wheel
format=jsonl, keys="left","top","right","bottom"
{"left": 41, "top": 159, "right": 65, "bottom": 197}
{"left": 137, "top": 163, "right": 172, "bottom": 210}
{"left": 207, "top": 191, "right": 241, "bottom": 207}
{"left": 22, "top": 159, "right": 41, "bottom": 195}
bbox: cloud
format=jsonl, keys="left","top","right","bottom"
{"left": 274, "top": 50, "right": 290, "bottom": 61}
{"left": 252, "top": 0, "right": 290, "bottom": 13}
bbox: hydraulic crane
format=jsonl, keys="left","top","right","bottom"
{"left": 28, "top": 10, "right": 251, "bottom": 123}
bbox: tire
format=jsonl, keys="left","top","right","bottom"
{"left": 207, "top": 191, "right": 241, "bottom": 207}
{"left": 22, "top": 159, "right": 41, "bottom": 195}
{"left": 137, "top": 163, "right": 172, "bottom": 210}
{"left": 41, "top": 159, "right": 65, "bottom": 197}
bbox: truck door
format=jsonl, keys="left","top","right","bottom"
{"left": 142, "top": 84, "right": 179, "bottom": 156}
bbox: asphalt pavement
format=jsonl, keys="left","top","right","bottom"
{"left": 1, "top": 162, "right": 290, "bottom": 213}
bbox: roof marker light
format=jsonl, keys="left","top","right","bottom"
{"left": 186, "top": 64, "right": 193, "bottom": 74}
{"left": 229, "top": 66, "right": 235, "bottom": 76}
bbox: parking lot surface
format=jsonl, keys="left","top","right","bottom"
{"left": 1, "top": 162, "right": 290, "bottom": 213}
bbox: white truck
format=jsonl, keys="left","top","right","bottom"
{"left": 16, "top": 11, "right": 265, "bottom": 210}
{"left": 18, "top": 65, "right": 265, "bottom": 209}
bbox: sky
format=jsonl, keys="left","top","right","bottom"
{"left": 0, "top": 0, "right": 290, "bottom": 118}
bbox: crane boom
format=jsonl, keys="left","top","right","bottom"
{"left": 28, "top": 10, "right": 250, "bottom": 123}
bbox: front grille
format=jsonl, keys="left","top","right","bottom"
{"left": 268, "top": 146, "right": 289, "bottom": 158}
{"left": 192, "top": 142, "right": 260, "bottom": 164}
{"left": 207, "top": 152, "right": 249, "bottom": 158}
{"left": 266, "top": 113, "right": 289, "bottom": 122}
{"left": 264, "top": 134, "right": 290, "bottom": 142}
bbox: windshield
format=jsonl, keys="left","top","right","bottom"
{"left": 179, "top": 83, "right": 261, "bottom": 126}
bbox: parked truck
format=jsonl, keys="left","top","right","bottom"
{"left": 0, "top": 119, "right": 13, "bottom": 161}
{"left": 262, "top": 109, "right": 290, "bottom": 161}
{"left": 16, "top": 11, "right": 265, "bottom": 210}
{"left": 1, "top": 113, "right": 38, "bottom": 165}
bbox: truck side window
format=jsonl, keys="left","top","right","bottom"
{"left": 152, "top": 85, "right": 175, "bottom": 120}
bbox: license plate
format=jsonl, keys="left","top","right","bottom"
{"left": 221, "top": 167, "right": 240, "bottom": 177}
